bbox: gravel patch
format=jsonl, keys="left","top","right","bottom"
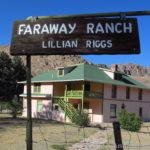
{"left": 68, "top": 130, "right": 107, "bottom": 150}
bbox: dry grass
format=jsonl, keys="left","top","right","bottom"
{"left": 99, "top": 123, "right": 150, "bottom": 150}
{"left": 1, "top": 114, "right": 150, "bottom": 150}
{"left": 0, "top": 114, "right": 98, "bottom": 150}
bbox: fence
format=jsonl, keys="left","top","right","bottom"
{"left": 0, "top": 116, "right": 150, "bottom": 150}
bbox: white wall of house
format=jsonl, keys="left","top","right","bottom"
{"left": 103, "top": 84, "right": 150, "bottom": 122}
{"left": 89, "top": 99, "right": 103, "bottom": 123}
{"left": 22, "top": 81, "right": 150, "bottom": 124}
{"left": 23, "top": 83, "right": 53, "bottom": 94}
{"left": 22, "top": 98, "right": 38, "bottom": 118}
{"left": 41, "top": 83, "right": 53, "bottom": 94}
{"left": 22, "top": 98, "right": 65, "bottom": 122}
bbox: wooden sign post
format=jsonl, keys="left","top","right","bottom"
{"left": 113, "top": 122, "right": 124, "bottom": 150}
{"left": 26, "top": 55, "right": 32, "bottom": 150}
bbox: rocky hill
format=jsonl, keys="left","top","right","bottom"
{"left": 0, "top": 45, "right": 86, "bottom": 76}
{"left": 117, "top": 64, "right": 150, "bottom": 87}
{"left": 0, "top": 45, "right": 150, "bottom": 87}
{"left": 117, "top": 63, "right": 150, "bottom": 77}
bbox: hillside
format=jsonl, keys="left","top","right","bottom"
{"left": 0, "top": 45, "right": 150, "bottom": 87}
{"left": 117, "top": 64, "right": 150, "bottom": 87}
{"left": 0, "top": 45, "right": 86, "bottom": 76}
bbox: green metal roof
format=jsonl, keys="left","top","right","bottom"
{"left": 19, "top": 63, "right": 149, "bottom": 89}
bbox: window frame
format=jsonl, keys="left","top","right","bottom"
{"left": 111, "top": 85, "right": 117, "bottom": 98}
{"left": 138, "top": 89, "right": 143, "bottom": 100}
{"left": 126, "top": 87, "right": 130, "bottom": 99}
{"left": 34, "top": 83, "right": 41, "bottom": 93}
{"left": 110, "top": 104, "right": 117, "bottom": 118}
{"left": 139, "top": 107, "right": 142, "bottom": 118}
{"left": 37, "top": 100, "right": 43, "bottom": 112}
{"left": 67, "top": 82, "right": 71, "bottom": 91}
{"left": 58, "top": 69, "right": 64, "bottom": 76}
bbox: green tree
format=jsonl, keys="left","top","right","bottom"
{"left": 0, "top": 52, "right": 26, "bottom": 117}
{"left": 12, "top": 56, "right": 26, "bottom": 98}
{"left": 0, "top": 52, "right": 14, "bottom": 101}
{"left": 7, "top": 95, "right": 22, "bottom": 118}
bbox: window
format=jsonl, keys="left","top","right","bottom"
{"left": 37, "top": 100, "right": 43, "bottom": 112}
{"left": 138, "top": 89, "right": 142, "bottom": 100}
{"left": 110, "top": 104, "right": 117, "bottom": 118}
{"left": 58, "top": 69, "right": 64, "bottom": 76}
{"left": 34, "top": 83, "right": 41, "bottom": 93}
{"left": 85, "top": 82, "right": 90, "bottom": 91}
{"left": 84, "top": 102, "right": 89, "bottom": 109}
{"left": 112, "top": 85, "right": 117, "bottom": 98}
{"left": 114, "top": 73, "right": 122, "bottom": 80}
{"left": 126, "top": 87, "right": 130, "bottom": 99}
{"left": 67, "top": 82, "right": 71, "bottom": 90}
{"left": 53, "top": 104, "right": 59, "bottom": 111}
{"left": 84, "top": 102, "right": 89, "bottom": 112}
{"left": 139, "top": 107, "right": 142, "bottom": 118}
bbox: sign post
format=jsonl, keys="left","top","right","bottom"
{"left": 113, "top": 122, "right": 124, "bottom": 150}
{"left": 26, "top": 55, "right": 32, "bottom": 150}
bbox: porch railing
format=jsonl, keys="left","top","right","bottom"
{"left": 66, "top": 90, "right": 103, "bottom": 99}
{"left": 66, "top": 90, "right": 83, "bottom": 98}
{"left": 84, "top": 91, "right": 103, "bottom": 99}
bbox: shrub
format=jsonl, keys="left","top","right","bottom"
{"left": 72, "top": 111, "right": 90, "bottom": 127}
{"left": 7, "top": 95, "right": 22, "bottom": 118}
{"left": 118, "top": 110, "right": 142, "bottom": 132}
{"left": 51, "top": 144, "right": 66, "bottom": 150}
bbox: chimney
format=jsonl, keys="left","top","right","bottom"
{"left": 111, "top": 64, "right": 118, "bottom": 72}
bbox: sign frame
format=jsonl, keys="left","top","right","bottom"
{"left": 10, "top": 17, "right": 140, "bottom": 55}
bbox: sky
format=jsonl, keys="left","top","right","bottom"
{"left": 1, "top": 0, "right": 150, "bottom": 66}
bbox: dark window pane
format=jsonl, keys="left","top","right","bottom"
{"left": 126, "top": 87, "right": 130, "bottom": 99}
{"left": 67, "top": 82, "right": 71, "bottom": 90}
{"left": 138, "top": 89, "right": 142, "bottom": 100}
{"left": 110, "top": 104, "right": 117, "bottom": 118}
{"left": 85, "top": 82, "right": 90, "bottom": 91}
{"left": 112, "top": 85, "right": 117, "bottom": 98}
{"left": 139, "top": 107, "right": 142, "bottom": 118}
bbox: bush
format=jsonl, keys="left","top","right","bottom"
{"left": 72, "top": 111, "right": 90, "bottom": 127}
{"left": 118, "top": 110, "right": 142, "bottom": 132}
{"left": 51, "top": 144, "right": 66, "bottom": 150}
{"left": 7, "top": 95, "right": 22, "bottom": 118}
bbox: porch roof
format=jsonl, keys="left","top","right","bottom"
{"left": 20, "top": 93, "right": 51, "bottom": 98}
{"left": 19, "top": 63, "right": 149, "bottom": 90}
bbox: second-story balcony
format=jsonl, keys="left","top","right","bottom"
{"left": 66, "top": 90, "right": 103, "bottom": 99}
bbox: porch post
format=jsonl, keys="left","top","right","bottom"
{"left": 64, "top": 83, "right": 67, "bottom": 121}
{"left": 101, "top": 83, "right": 104, "bottom": 122}
{"left": 81, "top": 83, "right": 85, "bottom": 111}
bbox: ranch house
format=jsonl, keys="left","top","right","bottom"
{"left": 19, "top": 63, "right": 150, "bottom": 123}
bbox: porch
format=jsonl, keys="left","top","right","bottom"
{"left": 53, "top": 81, "right": 104, "bottom": 123}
